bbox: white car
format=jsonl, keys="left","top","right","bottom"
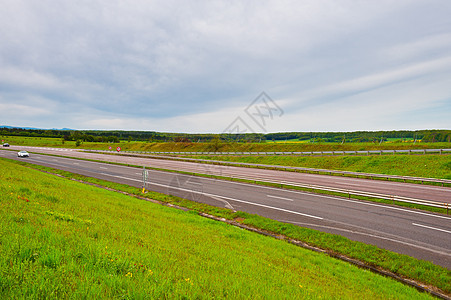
{"left": 17, "top": 151, "right": 29, "bottom": 157}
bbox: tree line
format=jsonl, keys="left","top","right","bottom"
{"left": 0, "top": 127, "right": 449, "bottom": 143}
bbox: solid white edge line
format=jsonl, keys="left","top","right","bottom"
{"left": 412, "top": 223, "right": 451, "bottom": 234}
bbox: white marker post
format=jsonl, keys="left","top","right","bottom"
{"left": 142, "top": 166, "right": 148, "bottom": 193}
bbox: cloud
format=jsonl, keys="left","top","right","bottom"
{"left": 0, "top": 0, "right": 450, "bottom": 131}
{"left": 0, "top": 66, "right": 63, "bottom": 91}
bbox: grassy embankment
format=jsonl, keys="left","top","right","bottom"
{"left": 1, "top": 158, "right": 450, "bottom": 298}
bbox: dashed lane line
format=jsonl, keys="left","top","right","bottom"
{"left": 267, "top": 195, "right": 294, "bottom": 202}
{"left": 412, "top": 223, "right": 451, "bottom": 234}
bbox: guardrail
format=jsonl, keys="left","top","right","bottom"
{"left": 89, "top": 149, "right": 451, "bottom": 187}
{"left": 119, "top": 148, "right": 451, "bottom": 156}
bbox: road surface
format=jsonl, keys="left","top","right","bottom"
{"left": 5, "top": 146, "right": 451, "bottom": 203}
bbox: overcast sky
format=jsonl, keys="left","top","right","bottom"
{"left": 1, "top": 0, "right": 450, "bottom": 133}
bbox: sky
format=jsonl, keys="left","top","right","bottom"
{"left": 0, "top": 0, "right": 450, "bottom": 133}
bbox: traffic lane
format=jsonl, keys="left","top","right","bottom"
{"left": 1, "top": 150, "right": 450, "bottom": 268}
{"left": 7, "top": 146, "right": 451, "bottom": 203}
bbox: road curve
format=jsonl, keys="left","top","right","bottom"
{"left": 1, "top": 148, "right": 450, "bottom": 269}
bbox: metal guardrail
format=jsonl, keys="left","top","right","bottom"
{"left": 129, "top": 148, "right": 451, "bottom": 156}
{"left": 89, "top": 149, "right": 451, "bottom": 187}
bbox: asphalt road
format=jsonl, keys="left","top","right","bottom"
{"left": 1, "top": 148, "right": 450, "bottom": 269}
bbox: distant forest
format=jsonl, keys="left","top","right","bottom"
{"left": 0, "top": 127, "right": 450, "bottom": 143}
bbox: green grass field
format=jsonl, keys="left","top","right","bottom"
{"left": 0, "top": 159, "right": 443, "bottom": 299}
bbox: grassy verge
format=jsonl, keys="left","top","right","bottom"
{"left": 185, "top": 154, "right": 451, "bottom": 180}
{"left": 2, "top": 158, "right": 449, "bottom": 297}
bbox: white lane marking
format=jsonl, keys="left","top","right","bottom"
{"left": 100, "top": 173, "right": 323, "bottom": 220}
{"left": 100, "top": 167, "right": 108, "bottom": 170}
{"left": 73, "top": 162, "right": 79, "bottom": 165}
{"left": 267, "top": 195, "right": 294, "bottom": 202}
{"left": 412, "top": 223, "right": 451, "bottom": 234}
{"left": 187, "top": 182, "right": 203, "bottom": 185}
{"left": 283, "top": 220, "right": 451, "bottom": 257}
{"left": 335, "top": 182, "right": 361, "bottom": 186}
{"left": 210, "top": 195, "right": 235, "bottom": 210}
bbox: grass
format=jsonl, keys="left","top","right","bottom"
{"left": 1, "top": 158, "right": 450, "bottom": 298}
{"left": 186, "top": 154, "right": 451, "bottom": 180}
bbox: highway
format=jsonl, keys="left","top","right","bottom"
{"left": 5, "top": 145, "right": 451, "bottom": 203}
{"left": 1, "top": 147, "right": 450, "bottom": 268}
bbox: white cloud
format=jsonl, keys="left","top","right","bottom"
{"left": 0, "top": 67, "right": 62, "bottom": 90}
{"left": 0, "top": 0, "right": 450, "bottom": 131}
